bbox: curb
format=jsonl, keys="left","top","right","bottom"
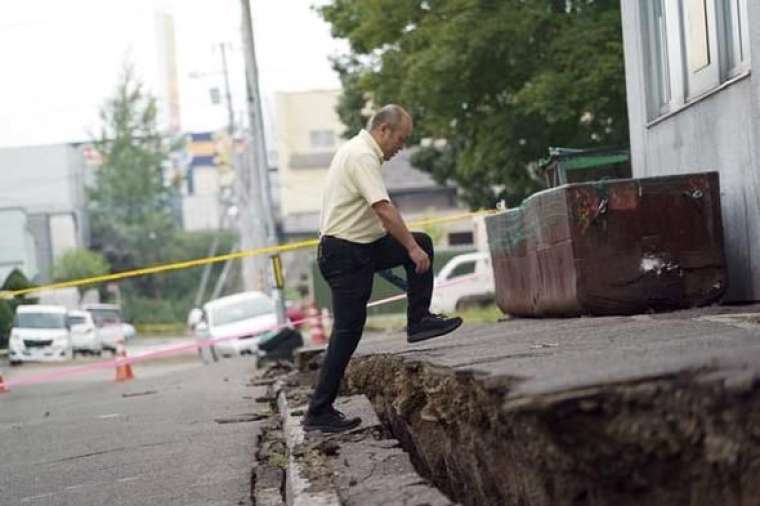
{"left": 272, "top": 375, "right": 455, "bottom": 506}
{"left": 275, "top": 379, "right": 341, "bottom": 506}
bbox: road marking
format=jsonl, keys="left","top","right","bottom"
{"left": 21, "top": 493, "right": 53, "bottom": 502}
{"left": 97, "top": 413, "right": 120, "bottom": 419}
{"left": 118, "top": 476, "right": 141, "bottom": 483}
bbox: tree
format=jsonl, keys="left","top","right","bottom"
{"left": 52, "top": 248, "right": 111, "bottom": 301}
{"left": 0, "top": 269, "right": 39, "bottom": 343}
{"left": 88, "top": 62, "right": 181, "bottom": 298}
{"left": 319, "top": 0, "right": 629, "bottom": 208}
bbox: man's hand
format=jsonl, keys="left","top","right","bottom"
{"left": 408, "top": 244, "right": 431, "bottom": 274}
{"left": 372, "top": 200, "right": 431, "bottom": 273}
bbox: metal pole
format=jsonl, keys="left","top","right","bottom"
{"left": 219, "top": 43, "right": 235, "bottom": 136}
{"left": 240, "top": 0, "right": 276, "bottom": 243}
{"left": 193, "top": 43, "right": 237, "bottom": 307}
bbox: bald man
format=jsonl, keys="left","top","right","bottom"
{"left": 303, "top": 105, "right": 463, "bottom": 433}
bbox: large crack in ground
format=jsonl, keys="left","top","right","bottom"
{"left": 346, "top": 354, "right": 760, "bottom": 506}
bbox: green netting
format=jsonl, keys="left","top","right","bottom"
{"left": 486, "top": 179, "right": 616, "bottom": 256}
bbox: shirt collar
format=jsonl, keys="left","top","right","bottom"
{"left": 359, "top": 129, "right": 384, "bottom": 162}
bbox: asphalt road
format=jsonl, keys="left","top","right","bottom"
{"left": 0, "top": 352, "right": 266, "bottom": 505}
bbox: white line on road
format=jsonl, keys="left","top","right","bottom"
{"left": 21, "top": 493, "right": 53, "bottom": 502}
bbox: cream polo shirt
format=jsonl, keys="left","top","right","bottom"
{"left": 319, "top": 130, "right": 390, "bottom": 243}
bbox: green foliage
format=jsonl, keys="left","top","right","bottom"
{"left": 52, "top": 248, "right": 110, "bottom": 299}
{"left": 87, "top": 62, "right": 182, "bottom": 299}
{"left": 319, "top": 0, "right": 629, "bottom": 208}
{"left": 0, "top": 299, "right": 12, "bottom": 346}
{"left": 118, "top": 230, "right": 241, "bottom": 325}
{"left": 0, "top": 269, "right": 39, "bottom": 344}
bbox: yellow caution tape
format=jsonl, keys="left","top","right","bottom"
{"left": 0, "top": 209, "right": 497, "bottom": 298}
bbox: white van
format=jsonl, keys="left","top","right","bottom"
{"left": 430, "top": 252, "right": 495, "bottom": 313}
{"left": 8, "top": 305, "right": 73, "bottom": 365}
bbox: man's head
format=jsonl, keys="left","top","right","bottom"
{"left": 367, "top": 105, "right": 413, "bottom": 161}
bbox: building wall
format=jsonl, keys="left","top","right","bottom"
{"left": 0, "top": 144, "right": 88, "bottom": 282}
{"left": 621, "top": 1, "right": 760, "bottom": 300}
{"left": 0, "top": 208, "right": 38, "bottom": 284}
{"left": 276, "top": 90, "right": 345, "bottom": 217}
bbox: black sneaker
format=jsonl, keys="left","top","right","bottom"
{"left": 407, "top": 313, "right": 463, "bottom": 343}
{"left": 302, "top": 407, "right": 362, "bottom": 433}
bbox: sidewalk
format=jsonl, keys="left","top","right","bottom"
{"left": 341, "top": 304, "right": 760, "bottom": 506}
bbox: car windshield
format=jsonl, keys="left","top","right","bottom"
{"left": 211, "top": 297, "right": 273, "bottom": 326}
{"left": 87, "top": 308, "right": 122, "bottom": 326}
{"left": 68, "top": 315, "right": 87, "bottom": 325}
{"left": 15, "top": 312, "right": 67, "bottom": 329}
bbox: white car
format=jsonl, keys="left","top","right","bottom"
{"left": 81, "top": 303, "right": 131, "bottom": 353}
{"left": 8, "top": 305, "right": 73, "bottom": 365}
{"left": 198, "top": 291, "right": 279, "bottom": 357}
{"left": 430, "top": 252, "right": 496, "bottom": 313}
{"left": 67, "top": 310, "right": 102, "bottom": 356}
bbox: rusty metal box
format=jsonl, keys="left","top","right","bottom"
{"left": 486, "top": 172, "right": 726, "bottom": 316}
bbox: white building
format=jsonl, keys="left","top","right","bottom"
{"left": 621, "top": 0, "right": 760, "bottom": 301}
{"left": 0, "top": 144, "right": 89, "bottom": 283}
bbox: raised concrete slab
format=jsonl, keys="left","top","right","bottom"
{"left": 344, "top": 305, "right": 760, "bottom": 506}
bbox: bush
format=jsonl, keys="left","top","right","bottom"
{"left": 0, "top": 269, "right": 39, "bottom": 349}
{"left": 0, "top": 299, "right": 12, "bottom": 349}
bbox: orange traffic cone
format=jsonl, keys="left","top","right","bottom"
{"left": 115, "top": 339, "right": 134, "bottom": 382}
{"left": 0, "top": 370, "right": 8, "bottom": 394}
{"left": 307, "top": 303, "right": 326, "bottom": 345}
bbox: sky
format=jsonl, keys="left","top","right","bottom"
{"left": 0, "top": 0, "right": 348, "bottom": 148}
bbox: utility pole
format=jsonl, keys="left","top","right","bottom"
{"left": 240, "top": 0, "right": 286, "bottom": 324}
{"left": 192, "top": 43, "right": 237, "bottom": 308}
{"left": 219, "top": 43, "right": 235, "bottom": 136}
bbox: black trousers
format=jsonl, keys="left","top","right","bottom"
{"left": 308, "top": 232, "right": 434, "bottom": 415}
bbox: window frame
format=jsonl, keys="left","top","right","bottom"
{"left": 640, "top": 0, "right": 752, "bottom": 123}
{"left": 719, "top": 0, "right": 751, "bottom": 78}
{"left": 641, "top": 0, "right": 674, "bottom": 120}
{"left": 680, "top": 0, "right": 721, "bottom": 100}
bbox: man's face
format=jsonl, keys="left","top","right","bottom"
{"left": 378, "top": 117, "right": 412, "bottom": 161}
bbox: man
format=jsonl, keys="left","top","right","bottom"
{"left": 303, "top": 104, "right": 463, "bottom": 433}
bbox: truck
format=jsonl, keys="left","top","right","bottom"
{"left": 430, "top": 251, "right": 495, "bottom": 313}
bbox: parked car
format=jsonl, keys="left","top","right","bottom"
{"left": 197, "top": 291, "right": 280, "bottom": 358}
{"left": 430, "top": 252, "right": 495, "bottom": 313}
{"left": 67, "top": 310, "right": 102, "bottom": 356}
{"left": 81, "top": 303, "right": 133, "bottom": 353}
{"left": 8, "top": 305, "right": 73, "bottom": 365}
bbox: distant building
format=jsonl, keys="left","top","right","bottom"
{"left": 275, "top": 90, "right": 471, "bottom": 243}
{"left": 0, "top": 144, "right": 89, "bottom": 283}
{"left": 181, "top": 131, "right": 235, "bottom": 232}
{"left": 275, "top": 89, "right": 472, "bottom": 298}
{"left": 621, "top": 1, "right": 759, "bottom": 300}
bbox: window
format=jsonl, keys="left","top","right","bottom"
{"left": 448, "top": 231, "right": 474, "bottom": 246}
{"left": 640, "top": 0, "right": 751, "bottom": 121}
{"left": 449, "top": 261, "right": 476, "bottom": 279}
{"left": 309, "top": 130, "right": 335, "bottom": 149}
{"left": 721, "top": 0, "right": 751, "bottom": 76}
{"left": 641, "top": 0, "right": 672, "bottom": 119}
{"left": 682, "top": 0, "right": 720, "bottom": 97}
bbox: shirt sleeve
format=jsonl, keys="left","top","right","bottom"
{"left": 348, "top": 153, "right": 390, "bottom": 205}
